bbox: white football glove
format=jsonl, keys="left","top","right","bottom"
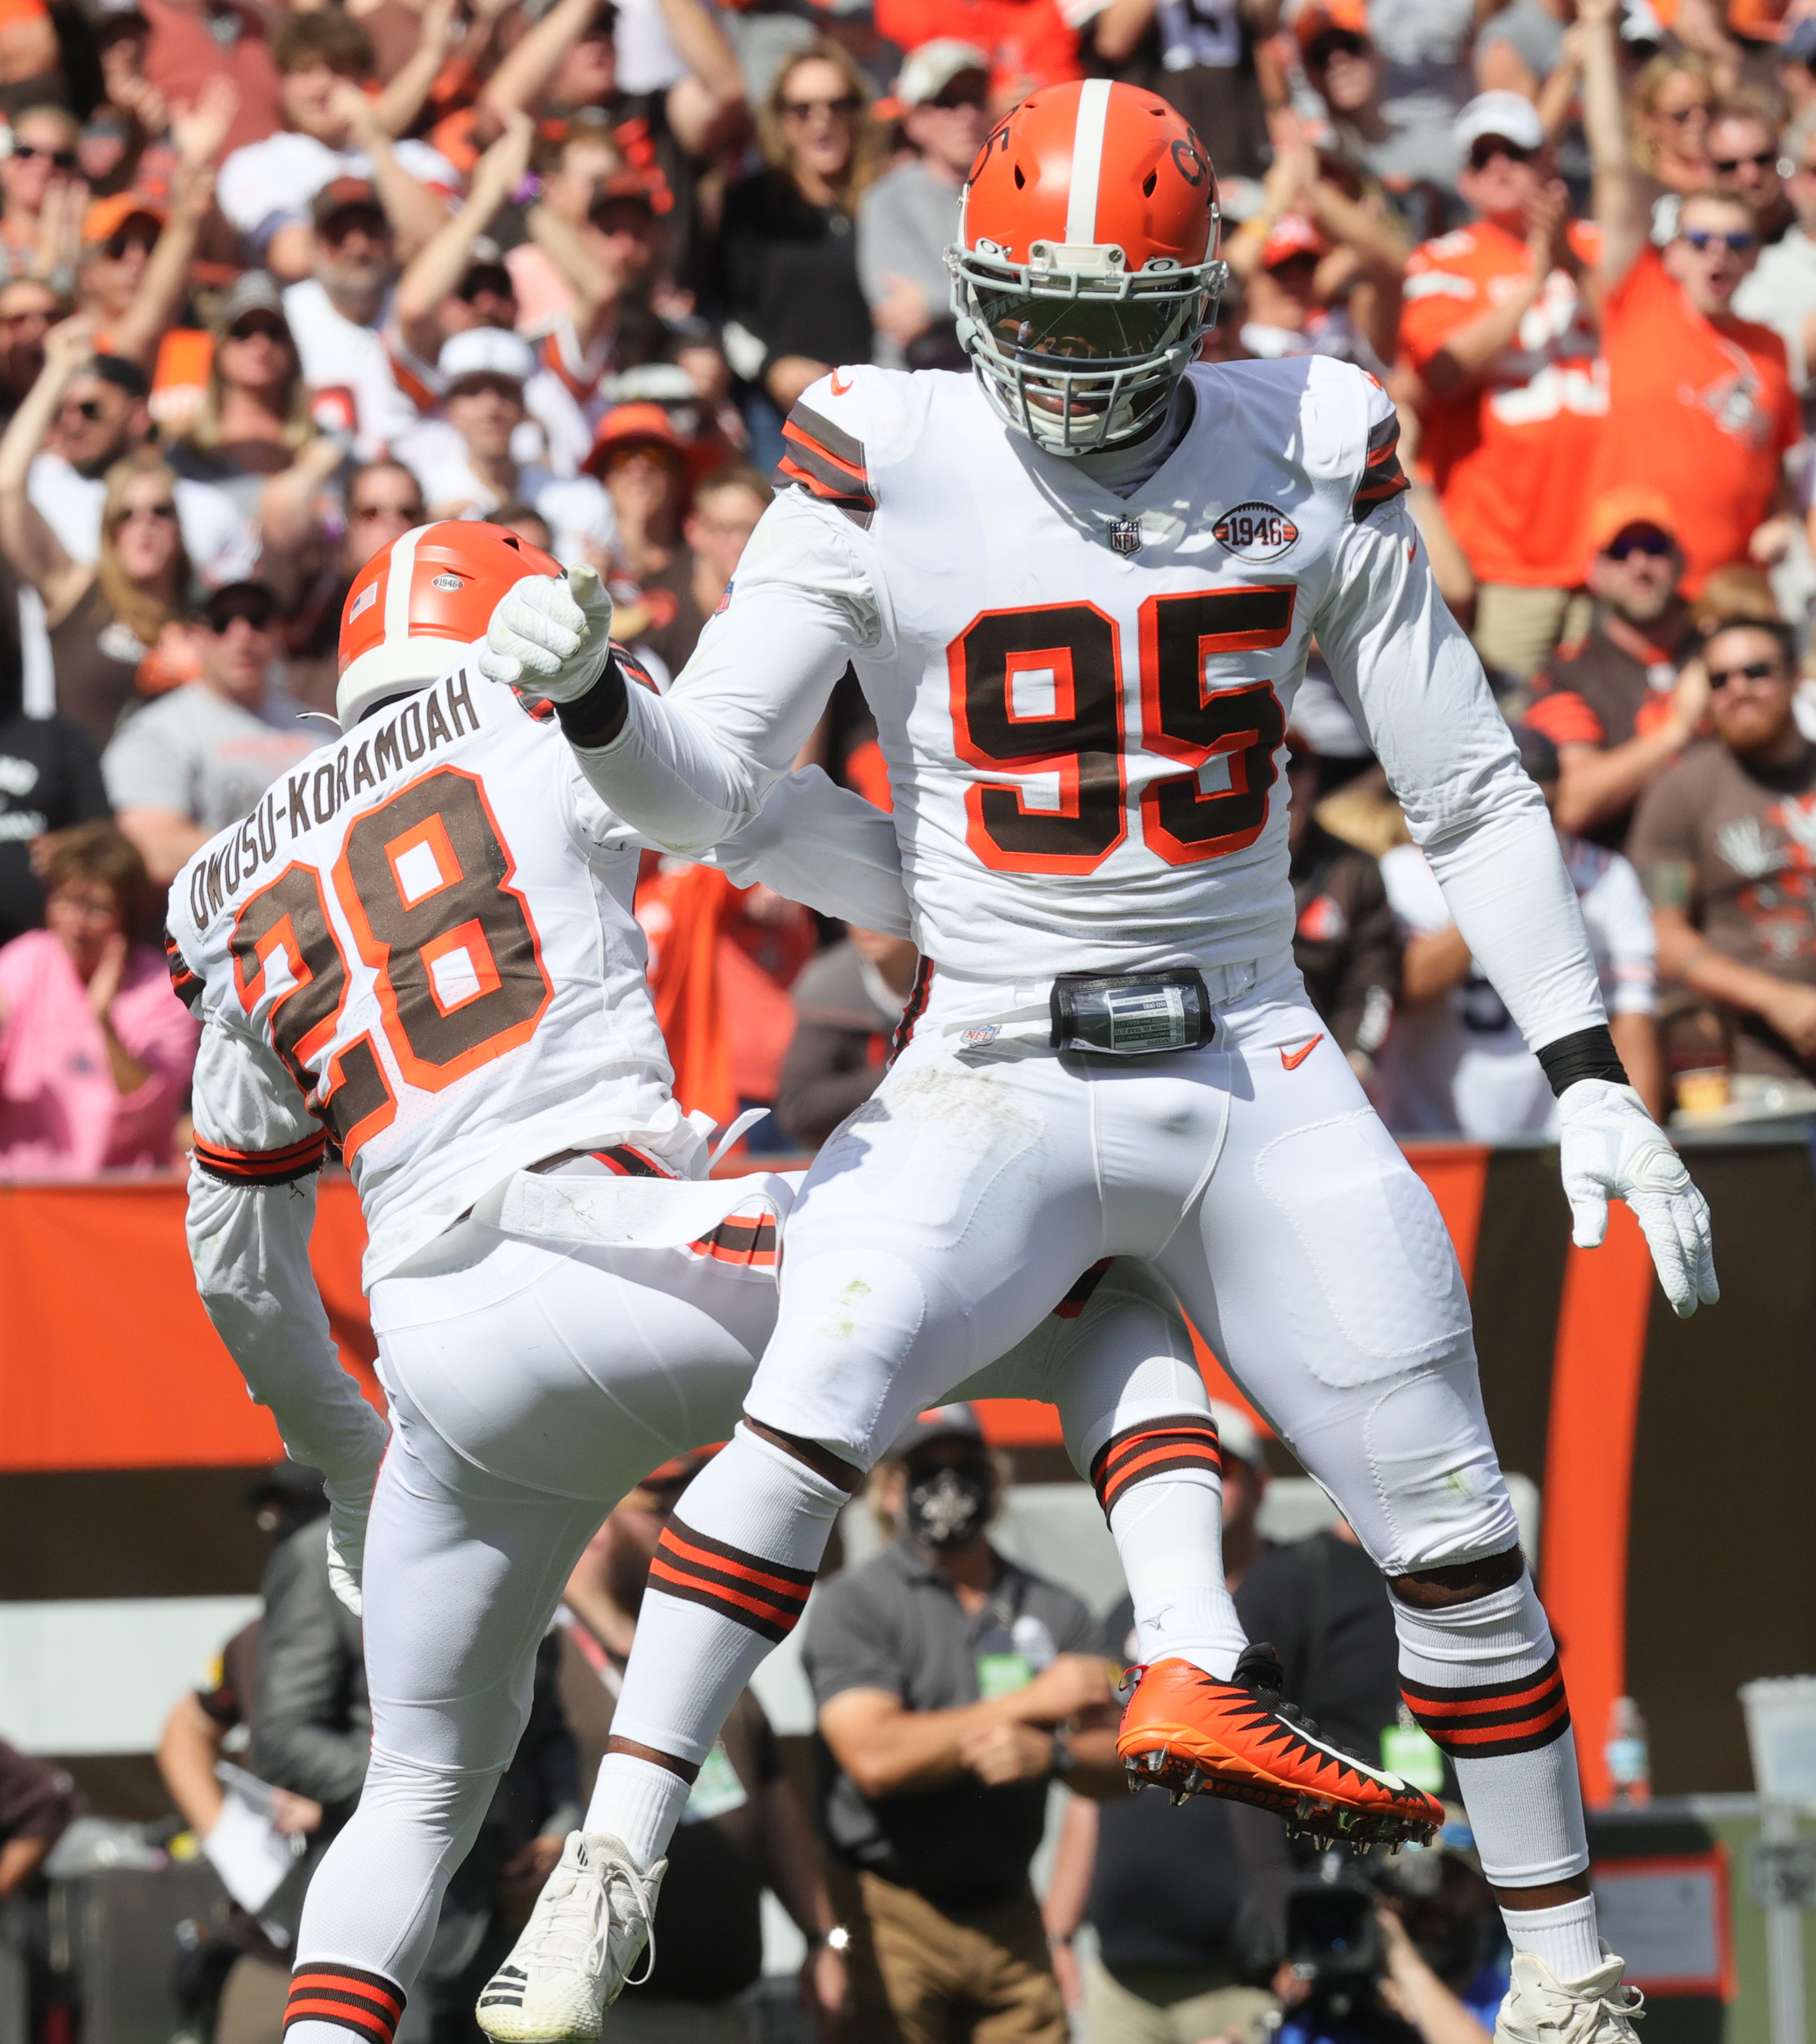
{"left": 324, "top": 1453, "right": 385, "bottom": 1618}
{"left": 478, "top": 564, "right": 615, "bottom": 704}
{"left": 1556, "top": 1079, "right": 1718, "bottom": 1317}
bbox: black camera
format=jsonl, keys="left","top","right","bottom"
{"left": 1286, "top": 1858, "right": 1385, "bottom": 2002}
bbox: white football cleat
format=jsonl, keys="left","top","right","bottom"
{"left": 475, "top": 1831, "right": 664, "bottom": 2041}
{"left": 1495, "top": 1948, "right": 1644, "bottom": 2044}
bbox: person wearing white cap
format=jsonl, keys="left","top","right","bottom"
{"left": 1399, "top": 90, "right": 1604, "bottom": 680}
{"left": 857, "top": 42, "right": 990, "bottom": 371}
{"left": 398, "top": 327, "right": 617, "bottom": 571}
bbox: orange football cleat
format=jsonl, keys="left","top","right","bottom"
{"left": 1117, "top": 1645, "right": 1444, "bottom": 1848}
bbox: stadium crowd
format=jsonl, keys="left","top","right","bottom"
{"left": 0, "top": 0, "right": 1813, "bottom": 1156}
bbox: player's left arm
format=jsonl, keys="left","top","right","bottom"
{"left": 709, "top": 766, "right": 910, "bottom": 939}
{"left": 175, "top": 954, "right": 390, "bottom": 1605}
{"left": 1313, "top": 410, "right": 1716, "bottom": 1314}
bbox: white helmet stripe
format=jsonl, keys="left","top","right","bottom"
{"left": 384, "top": 523, "right": 428, "bottom": 645}
{"left": 1065, "top": 79, "right": 1113, "bottom": 247}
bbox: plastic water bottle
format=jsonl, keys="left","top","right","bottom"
{"left": 1606, "top": 1697, "right": 1651, "bottom": 1807}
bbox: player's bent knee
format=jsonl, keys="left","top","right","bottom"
{"left": 1389, "top": 1542, "right": 1525, "bottom": 1608}
{"left": 741, "top": 1416, "right": 865, "bottom": 1491}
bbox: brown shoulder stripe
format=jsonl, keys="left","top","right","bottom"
{"left": 780, "top": 403, "right": 876, "bottom": 528}
{"left": 1353, "top": 413, "right": 1409, "bottom": 522}
{"left": 194, "top": 1129, "right": 329, "bottom": 1187}
{"left": 165, "top": 930, "right": 202, "bottom": 1011}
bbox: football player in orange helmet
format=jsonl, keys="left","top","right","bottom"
{"left": 949, "top": 82, "right": 1226, "bottom": 453}
{"left": 479, "top": 76, "right": 1704, "bottom": 2044}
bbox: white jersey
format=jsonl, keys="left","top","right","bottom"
{"left": 167, "top": 658, "right": 908, "bottom": 1286}
{"left": 584, "top": 356, "right": 1606, "bottom": 1054}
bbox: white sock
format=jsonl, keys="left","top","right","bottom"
{"left": 1093, "top": 1416, "right": 1247, "bottom": 1678}
{"left": 604, "top": 1422, "right": 845, "bottom": 1777}
{"left": 1393, "top": 1572, "right": 1589, "bottom": 1889}
{"left": 1503, "top": 1896, "right": 1604, "bottom": 1984}
{"left": 586, "top": 1755, "right": 692, "bottom": 1871}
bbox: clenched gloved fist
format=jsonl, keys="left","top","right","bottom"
{"left": 1556, "top": 1079, "right": 1718, "bottom": 1317}
{"left": 479, "top": 564, "right": 614, "bottom": 704}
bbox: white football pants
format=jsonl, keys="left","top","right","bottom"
{"left": 746, "top": 952, "right": 1520, "bottom": 1576}
{"left": 288, "top": 1207, "right": 1217, "bottom": 2020}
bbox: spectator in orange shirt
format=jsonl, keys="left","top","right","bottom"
{"left": 1526, "top": 487, "right": 1709, "bottom": 849}
{"left": 1584, "top": 0, "right": 1800, "bottom": 596}
{"left": 1400, "top": 91, "right": 1605, "bottom": 680}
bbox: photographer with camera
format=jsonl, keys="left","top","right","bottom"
{"left": 1278, "top": 1849, "right": 1508, "bottom": 2044}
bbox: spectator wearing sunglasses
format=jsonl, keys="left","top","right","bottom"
{"left": 1628, "top": 615, "right": 1816, "bottom": 1084}
{"left": 0, "top": 108, "right": 82, "bottom": 288}
{"left": 1584, "top": 0, "right": 1799, "bottom": 598}
{"left": 0, "top": 277, "right": 60, "bottom": 429}
{"left": 1527, "top": 489, "right": 1708, "bottom": 850}
{"left": 102, "top": 578, "right": 313, "bottom": 884}
{"left": 858, "top": 42, "right": 989, "bottom": 372}
{"left": 1400, "top": 93, "right": 1605, "bottom": 680}
{"left": 715, "top": 41, "right": 881, "bottom": 469}
{"left": 1707, "top": 101, "right": 1795, "bottom": 247}
{"left": 170, "top": 273, "right": 322, "bottom": 523}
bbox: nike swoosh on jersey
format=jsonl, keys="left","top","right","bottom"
{"left": 830, "top": 369, "right": 852, "bottom": 395}
{"left": 1279, "top": 1034, "right": 1324, "bottom": 1070}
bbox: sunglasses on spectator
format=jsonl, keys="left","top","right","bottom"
{"left": 352, "top": 500, "right": 424, "bottom": 522}
{"left": 229, "top": 315, "right": 289, "bottom": 342}
{"left": 1711, "top": 149, "right": 1777, "bottom": 173}
{"left": 781, "top": 94, "right": 859, "bottom": 119}
{"left": 63, "top": 398, "right": 106, "bottom": 420}
{"left": 1469, "top": 137, "right": 1533, "bottom": 170}
{"left": 103, "top": 232, "right": 156, "bottom": 260}
{"left": 1307, "top": 29, "right": 1369, "bottom": 62}
{"left": 1679, "top": 227, "right": 1754, "bottom": 251}
{"left": 929, "top": 81, "right": 988, "bottom": 108}
{"left": 11, "top": 143, "right": 77, "bottom": 169}
{"left": 116, "top": 501, "right": 178, "bottom": 524}
{"left": 208, "top": 602, "right": 277, "bottom": 633}
{"left": 1605, "top": 528, "right": 1674, "bottom": 558}
{"left": 1707, "top": 658, "right": 1781, "bottom": 687}
{"left": 457, "top": 267, "right": 515, "bottom": 303}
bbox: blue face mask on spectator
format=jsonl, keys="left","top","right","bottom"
{"left": 904, "top": 1463, "right": 992, "bottom": 1549}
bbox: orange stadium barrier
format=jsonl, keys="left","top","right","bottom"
{"left": 4, "top": 1136, "right": 1812, "bottom": 1801}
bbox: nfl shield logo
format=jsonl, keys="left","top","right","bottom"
{"left": 1108, "top": 516, "right": 1142, "bottom": 555}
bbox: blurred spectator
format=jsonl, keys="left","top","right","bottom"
{"left": 1348, "top": 0, "right": 1481, "bottom": 195}
{"left": 1527, "top": 489, "right": 1705, "bottom": 849}
{"left": 0, "top": 1741, "right": 78, "bottom": 2044}
{"left": 858, "top": 41, "right": 988, "bottom": 372}
{"left": 629, "top": 459, "right": 770, "bottom": 677}
{"left": 216, "top": 7, "right": 455, "bottom": 277}
{"left": 1042, "top": 1407, "right": 1283, "bottom": 2043}
{"left": 1734, "top": 117, "right": 1816, "bottom": 394}
{"left": 874, "top": 0, "right": 1081, "bottom": 116}
{"left": 775, "top": 923, "right": 917, "bottom": 1147}
{"left": 0, "top": 820, "right": 199, "bottom": 1176}
{"left": 587, "top": 398, "right": 687, "bottom": 581}
{"left": 1297, "top": 2, "right": 1424, "bottom": 194}
{"left": 405, "top": 326, "right": 617, "bottom": 565}
{"left": 156, "top": 1465, "right": 331, "bottom": 2043}
{"left": 1400, "top": 93, "right": 1604, "bottom": 681}
{"left": 1226, "top": 139, "right": 1405, "bottom": 377}
{"left": 75, "top": 130, "right": 229, "bottom": 374}
{"left": 3, "top": 309, "right": 255, "bottom": 594}
{"left": 1708, "top": 97, "right": 1795, "bottom": 246}
{"left": 0, "top": 340, "right": 200, "bottom": 750}
{"left": 1586, "top": 0, "right": 1800, "bottom": 599}
{"left": 1288, "top": 741, "right": 1398, "bottom": 1087}
{"left": 717, "top": 41, "right": 880, "bottom": 467}
{"left": 1630, "top": 614, "right": 1816, "bottom": 1085}
{"left": 169, "top": 273, "right": 319, "bottom": 522}
{"left": 255, "top": 1505, "right": 584, "bottom": 2037}
{"left": 803, "top": 1403, "right": 1122, "bottom": 2044}
{"left": 1080, "top": 0, "right": 1272, "bottom": 182}
{"left": 103, "top": 579, "right": 313, "bottom": 885}
{"left": 558, "top": 1453, "right": 848, "bottom": 2041}
{"left": 1376, "top": 725, "right": 1664, "bottom": 1135}
{"left": 0, "top": 105, "right": 81, "bottom": 287}
{"left": 1629, "top": 48, "right": 1716, "bottom": 195}
{"left": 0, "top": 275, "right": 57, "bottom": 427}
{"left": 284, "top": 177, "right": 425, "bottom": 461}
{"left": 0, "top": 706, "right": 108, "bottom": 944}
{"left": 139, "top": 0, "right": 286, "bottom": 165}
{"left": 272, "top": 456, "right": 426, "bottom": 713}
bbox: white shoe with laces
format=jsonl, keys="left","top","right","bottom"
{"left": 475, "top": 1831, "right": 665, "bottom": 2041}
{"left": 1495, "top": 1948, "right": 1644, "bottom": 2044}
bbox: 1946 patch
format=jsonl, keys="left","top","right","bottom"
{"left": 1212, "top": 502, "right": 1300, "bottom": 560}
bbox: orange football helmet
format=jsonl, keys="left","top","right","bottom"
{"left": 337, "top": 520, "right": 564, "bottom": 726}
{"left": 950, "top": 80, "right": 1226, "bottom": 454}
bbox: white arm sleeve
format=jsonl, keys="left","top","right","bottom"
{"left": 1314, "top": 500, "right": 1607, "bottom": 1052}
{"left": 572, "top": 491, "right": 885, "bottom": 853}
{"left": 185, "top": 1022, "right": 388, "bottom": 1491}
{"left": 711, "top": 766, "right": 910, "bottom": 937}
